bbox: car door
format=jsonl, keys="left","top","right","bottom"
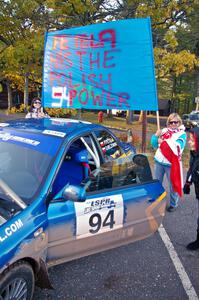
{"left": 46, "top": 139, "right": 166, "bottom": 267}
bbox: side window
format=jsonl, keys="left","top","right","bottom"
{"left": 51, "top": 135, "right": 100, "bottom": 196}
{"left": 94, "top": 130, "right": 122, "bottom": 161}
{"left": 83, "top": 154, "right": 153, "bottom": 193}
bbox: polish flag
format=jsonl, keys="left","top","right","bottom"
{"left": 160, "top": 139, "right": 183, "bottom": 197}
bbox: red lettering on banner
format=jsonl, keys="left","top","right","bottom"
{"left": 76, "top": 51, "right": 87, "bottom": 71}
{"left": 67, "top": 73, "right": 73, "bottom": 88}
{"left": 53, "top": 36, "right": 69, "bottom": 50}
{"left": 105, "top": 92, "right": 117, "bottom": 108}
{"left": 49, "top": 54, "right": 62, "bottom": 70}
{"left": 49, "top": 72, "right": 72, "bottom": 88}
{"left": 88, "top": 74, "right": 99, "bottom": 88}
{"left": 63, "top": 52, "right": 73, "bottom": 68}
{"left": 81, "top": 73, "right": 86, "bottom": 85}
{"left": 118, "top": 93, "right": 130, "bottom": 107}
{"left": 48, "top": 29, "right": 132, "bottom": 110}
{"left": 91, "top": 91, "right": 103, "bottom": 106}
{"left": 103, "top": 50, "right": 118, "bottom": 68}
{"left": 79, "top": 73, "right": 112, "bottom": 90}
{"left": 66, "top": 87, "right": 130, "bottom": 109}
{"left": 79, "top": 88, "right": 89, "bottom": 105}
{"left": 64, "top": 30, "right": 116, "bottom": 49}
{"left": 69, "top": 89, "right": 77, "bottom": 106}
{"left": 49, "top": 72, "right": 61, "bottom": 86}
{"left": 75, "top": 34, "right": 89, "bottom": 48}
{"left": 99, "top": 29, "right": 116, "bottom": 49}
{"left": 67, "top": 72, "right": 80, "bottom": 88}
{"left": 99, "top": 73, "right": 112, "bottom": 90}
{"left": 50, "top": 53, "right": 72, "bottom": 71}
{"left": 50, "top": 72, "right": 71, "bottom": 87}
{"left": 89, "top": 52, "right": 100, "bottom": 70}
{"left": 90, "top": 34, "right": 104, "bottom": 48}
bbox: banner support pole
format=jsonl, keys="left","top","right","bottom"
{"left": 156, "top": 111, "right": 160, "bottom": 130}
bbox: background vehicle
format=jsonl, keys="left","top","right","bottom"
{"left": 182, "top": 111, "right": 199, "bottom": 130}
{"left": 0, "top": 118, "right": 166, "bottom": 299}
{"left": 189, "top": 111, "right": 199, "bottom": 124}
{"left": 112, "top": 110, "right": 127, "bottom": 118}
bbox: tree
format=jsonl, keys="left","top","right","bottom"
{"left": 0, "top": 0, "right": 50, "bottom": 107}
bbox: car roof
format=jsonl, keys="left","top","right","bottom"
{"left": 190, "top": 111, "right": 199, "bottom": 115}
{"left": 0, "top": 118, "right": 103, "bottom": 137}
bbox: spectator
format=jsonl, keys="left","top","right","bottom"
{"left": 183, "top": 127, "right": 199, "bottom": 250}
{"left": 151, "top": 113, "right": 186, "bottom": 212}
{"left": 26, "top": 98, "right": 49, "bottom": 119}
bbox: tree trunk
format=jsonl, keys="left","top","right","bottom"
{"left": 6, "top": 80, "right": 12, "bottom": 111}
{"left": 138, "top": 110, "right": 143, "bottom": 123}
{"left": 171, "top": 76, "right": 177, "bottom": 112}
{"left": 107, "top": 109, "right": 112, "bottom": 118}
{"left": 193, "top": 67, "right": 199, "bottom": 110}
{"left": 126, "top": 110, "right": 133, "bottom": 124}
{"left": 24, "top": 73, "right": 29, "bottom": 106}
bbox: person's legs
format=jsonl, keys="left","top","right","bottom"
{"left": 187, "top": 200, "right": 199, "bottom": 250}
{"left": 170, "top": 188, "right": 179, "bottom": 208}
{"left": 164, "top": 165, "right": 179, "bottom": 209}
{"left": 154, "top": 161, "right": 165, "bottom": 183}
{"left": 197, "top": 200, "right": 199, "bottom": 234}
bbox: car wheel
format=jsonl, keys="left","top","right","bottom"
{"left": 0, "top": 261, "right": 34, "bottom": 300}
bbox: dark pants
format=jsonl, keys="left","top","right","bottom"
{"left": 197, "top": 199, "right": 199, "bottom": 233}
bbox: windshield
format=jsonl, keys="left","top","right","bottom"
{"left": 0, "top": 131, "right": 63, "bottom": 204}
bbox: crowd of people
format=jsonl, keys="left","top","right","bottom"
{"left": 151, "top": 113, "right": 199, "bottom": 251}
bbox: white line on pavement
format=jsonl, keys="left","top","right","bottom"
{"left": 158, "top": 224, "right": 199, "bottom": 300}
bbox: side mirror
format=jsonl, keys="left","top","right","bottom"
{"left": 62, "top": 184, "right": 86, "bottom": 202}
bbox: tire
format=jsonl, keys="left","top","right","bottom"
{"left": 0, "top": 261, "right": 35, "bottom": 300}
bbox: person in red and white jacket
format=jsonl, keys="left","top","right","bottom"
{"left": 151, "top": 113, "right": 187, "bottom": 212}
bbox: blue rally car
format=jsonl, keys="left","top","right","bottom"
{"left": 0, "top": 118, "right": 166, "bottom": 299}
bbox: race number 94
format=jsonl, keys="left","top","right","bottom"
{"left": 89, "top": 210, "right": 115, "bottom": 234}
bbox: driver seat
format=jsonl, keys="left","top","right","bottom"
{"left": 52, "top": 148, "right": 90, "bottom": 196}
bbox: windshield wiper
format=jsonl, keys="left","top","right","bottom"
{"left": 0, "top": 179, "right": 26, "bottom": 209}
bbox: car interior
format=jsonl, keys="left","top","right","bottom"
{"left": 52, "top": 136, "right": 100, "bottom": 196}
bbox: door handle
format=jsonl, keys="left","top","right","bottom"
{"left": 34, "top": 227, "right": 44, "bottom": 237}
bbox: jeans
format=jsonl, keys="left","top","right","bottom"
{"left": 154, "top": 161, "right": 179, "bottom": 207}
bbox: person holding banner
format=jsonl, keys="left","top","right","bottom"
{"left": 183, "top": 127, "right": 199, "bottom": 250}
{"left": 26, "top": 98, "right": 50, "bottom": 119}
{"left": 151, "top": 113, "right": 186, "bottom": 212}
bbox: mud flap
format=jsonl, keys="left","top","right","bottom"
{"left": 36, "top": 259, "right": 54, "bottom": 289}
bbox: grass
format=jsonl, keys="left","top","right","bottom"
{"left": 80, "top": 111, "right": 157, "bottom": 132}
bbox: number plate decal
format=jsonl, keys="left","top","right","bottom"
{"left": 74, "top": 194, "right": 124, "bottom": 239}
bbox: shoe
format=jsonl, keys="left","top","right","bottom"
{"left": 186, "top": 233, "right": 199, "bottom": 251}
{"left": 166, "top": 206, "right": 176, "bottom": 212}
